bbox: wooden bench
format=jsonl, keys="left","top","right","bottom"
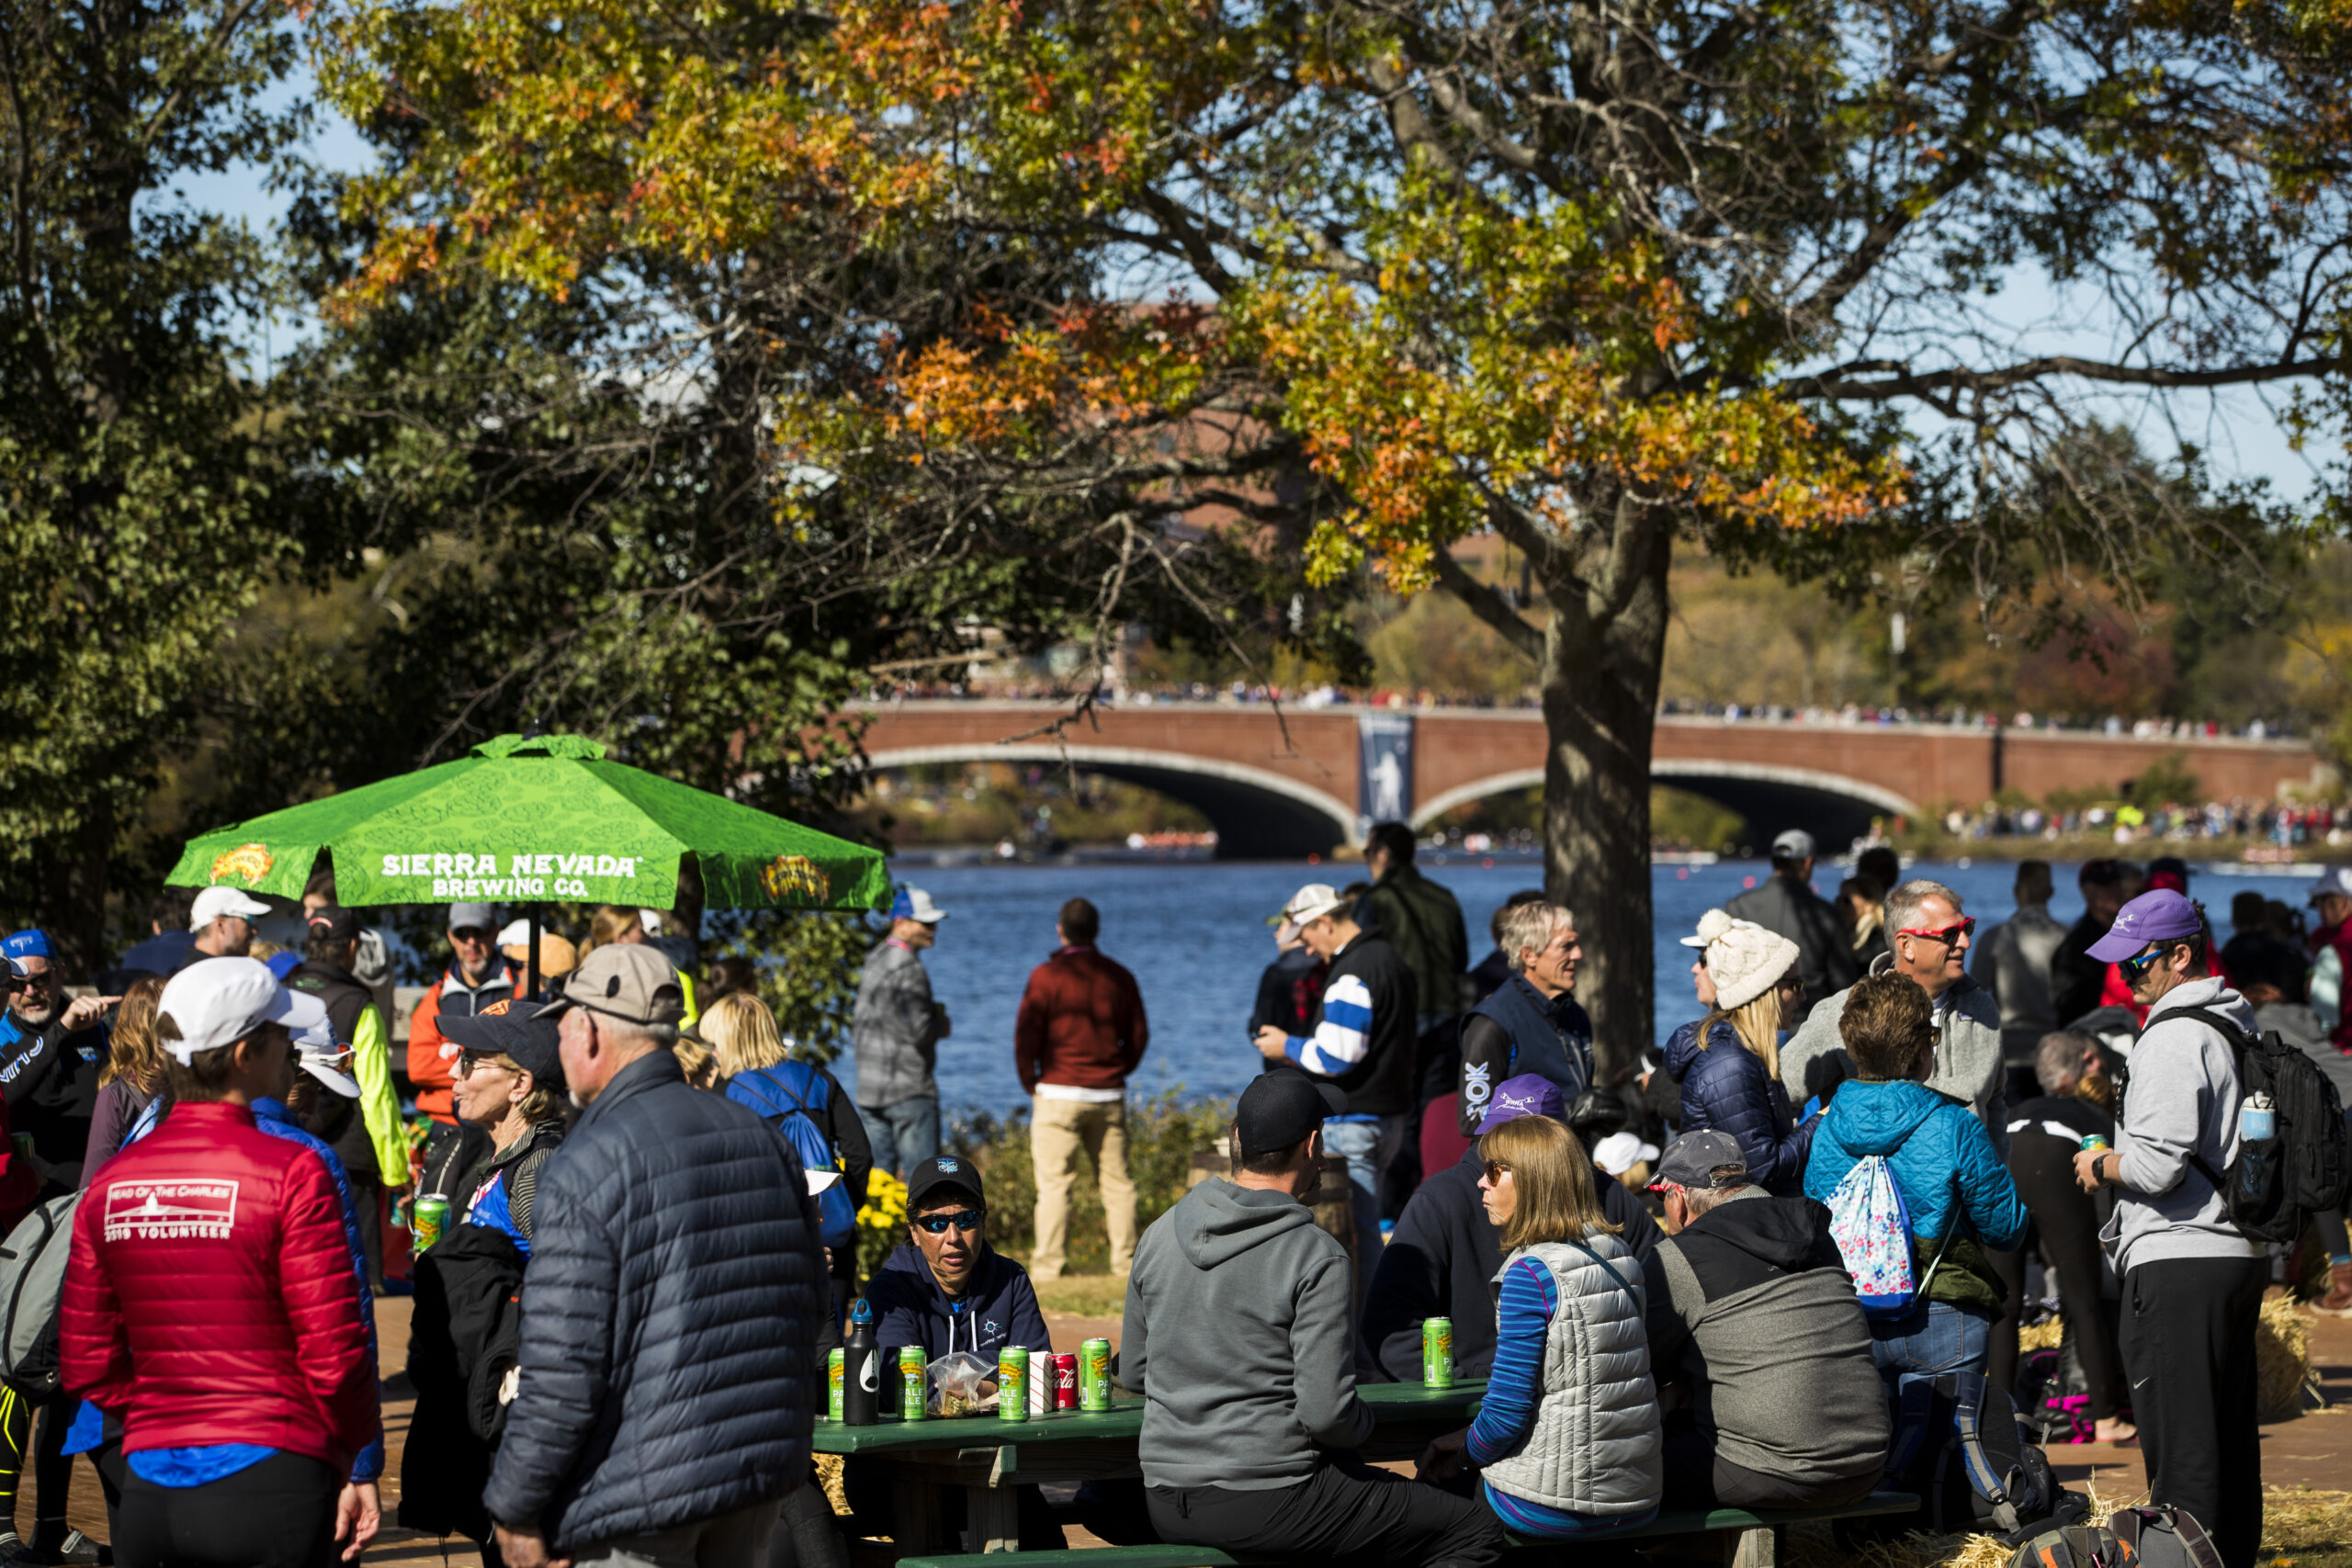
{"left": 894, "top": 1489, "right": 1921, "bottom": 1566}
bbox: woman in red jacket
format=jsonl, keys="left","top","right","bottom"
{"left": 62, "top": 959, "right": 381, "bottom": 1568}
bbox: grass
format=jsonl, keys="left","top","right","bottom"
{"left": 1033, "top": 1275, "right": 1131, "bottom": 1318}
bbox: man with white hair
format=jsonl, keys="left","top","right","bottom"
{"left": 1780, "top": 878, "right": 2007, "bottom": 1149}
{"left": 1453, "top": 901, "right": 1591, "bottom": 1136}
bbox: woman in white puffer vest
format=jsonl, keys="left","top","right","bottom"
{"left": 1419, "top": 1114, "right": 1664, "bottom": 1538}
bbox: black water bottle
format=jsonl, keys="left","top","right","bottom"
{"left": 843, "top": 1298, "right": 880, "bottom": 1427}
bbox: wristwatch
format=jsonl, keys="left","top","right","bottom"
{"left": 2098, "top": 1150, "right": 2119, "bottom": 1185}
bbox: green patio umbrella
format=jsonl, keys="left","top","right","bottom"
{"left": 167, "top": 732, "right": 889, "bottom": 987}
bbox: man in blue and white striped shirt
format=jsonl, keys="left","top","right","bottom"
{"left": 1255, "top": 883, "right": 1418, "bottom": 1323}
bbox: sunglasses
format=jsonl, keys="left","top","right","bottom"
{"left": 2120, "top": 946, "right": 2174, "bottom": 980}
{"left": 454, "top": 1052, "right": 510, "bottom": 1078}
{"left": 914, "top": 1209, "right": 985, "bottom": 1235}
{"left": 1897, "top": 918, "right": 1977, "bottom": 946}
{"left": 1481, "top": 1160, "right": 1514, "bottom": 1185}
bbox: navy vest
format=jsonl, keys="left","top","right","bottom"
{"left": 1468, "top": 976, "right": 1594, "bottom": 1099}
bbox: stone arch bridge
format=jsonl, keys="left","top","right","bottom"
{"left": 858, "top": 700, "right": 2323, "bottom": 858}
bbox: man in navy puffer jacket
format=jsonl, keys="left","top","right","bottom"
{"left": 486, "top": 947, "right": 828, "bottom": 1568}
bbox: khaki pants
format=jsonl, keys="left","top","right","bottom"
{"left": 1030, "top": 1095, "right": 1136, "bottom": 1278}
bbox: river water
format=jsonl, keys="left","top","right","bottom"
{"left": 878, "top": 855, "right": 2326, "bottom": 1115}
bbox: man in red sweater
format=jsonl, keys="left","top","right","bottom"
{"left": 1014, "top": 897, "right": 1148, "bottom": 1278}
{"left": 62, "top": 959, "right": 382, "bottom": 1568}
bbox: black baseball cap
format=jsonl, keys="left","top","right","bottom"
{"left": 1236, "top": 1070, "right": 1347, "bottom": 1159}
{"left": 440, "top": 998, "right": 564, "bottom": 1088}
{"left": 306, "top": 905, "right": 361, "bottom": 944}
{"left": 906, "top": 1155, "right": 985, "bottom": 1213}
{"left": 1648, "top": 1130, "right": 1749, "bottom": 1192}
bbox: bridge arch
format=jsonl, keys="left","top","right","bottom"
{"left": 1413, "top": 761, "right": 1921, "bottom": 851}
{"left": 865, "top": 744, "right": 1359, "bottom": 858}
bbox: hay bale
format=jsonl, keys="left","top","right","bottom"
{"left": 2257, "top": 1294, "right": 2318, "bottom": 1420}
{"left": 2017, "top": 1319, "right": 2064, "bottom": 1354}
{"left": 815, "top": 1452, "right": 850, "bottom": 1515}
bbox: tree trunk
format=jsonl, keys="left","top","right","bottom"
{"left": 34, "top": 798, "right": 113, "bottom": 981}
{"left": 1538, "top": 518, "right": 1674, "bottom": 1081}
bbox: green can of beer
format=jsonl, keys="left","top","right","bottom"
{"left": 900, "top": 1346, "right": 928, "bottom": 1420}
{"left": 996, "top": 1346, "right": 1027, "bottom": 1422}
{"left": 1079, "top": 1337, "right": 1112, "bottom": 1411}
{"left": 1422, "top": 1317, "right": 1454, "bottom": 1388}
{"left": 826, "top": 1348, "right": 845, "bottom": 1421}
{"left": 412, "top": 1197, "right": 450, "bottom": 1254}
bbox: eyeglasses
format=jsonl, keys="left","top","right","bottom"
{"left": 1897, "top": 918, "right": 1977, "bottom": 946}
{"left": 1481, "top": 1161, "right": 1514, "bottom": 1185}
{"left": 914, "top": 1209, "right": 985, "bottom": 1235}
{"left": 454, "top": 1052, "right": 511, "bottom": 1078}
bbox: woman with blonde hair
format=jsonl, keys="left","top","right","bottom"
{"left": 1662, "top": 910, "right": 1812, "bottom": 1194}
{"left": 707, "top": 988, "right": 873, "bottom": 1255}
{"left": 575, "top": 905, "right": 645, "bottom": 959}
{"left": 82, "top": 976, "right": 168, "bottom": 1180}
{"left": 1419, "top": 1115, "right": 1661, "bottom": 1539}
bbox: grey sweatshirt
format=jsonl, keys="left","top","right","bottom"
{"left": 1781, "top": 954, "right": 2008, "bottom": 1156}
{"left": 1121, "top": 1178, "right": 1373, "bottom": 1490}
{"left": 2103, "top": 976, "right": 2259, "bottom": 1274}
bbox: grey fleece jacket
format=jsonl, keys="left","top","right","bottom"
{"left": 1781, "top": 954, "right": 2007, "bottom": 1156}
{"left": 2103, "top": 976, "right": 2259, "bottom": 1274}
{"left": 852, "top": 940, "right": 941, "bottom": 1107}
{"left": 1121, "top": 1178, "right": 1372, "bottom": 1491}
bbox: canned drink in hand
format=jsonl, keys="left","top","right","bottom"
{"left": 1422, "top": 1317, "right": 1454, "bottom": 1389}
{"left": 899, "top": 1346, "right": 927, "bottom": 1420}
{"left": 1079, "top": 1337, "right": 1112, "bottom": 1411}
{"left": 412, "top": 1197, "right": 450, "bottom": 1254}
{"left": 2079, "top": 1134, "right": 2109, "bottom": 1154}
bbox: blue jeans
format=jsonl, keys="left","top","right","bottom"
{"left": 1321, "top": 1115, "right": 1405, "bottom": 1321}
{"left": 1869, "top": 1300, "right": 1994, "bottom": 1398}
{"left": 865, "top": 1096, "right": 940, "bottom": 1179}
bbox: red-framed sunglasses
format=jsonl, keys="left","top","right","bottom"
{"left": 1897, "top": 918, "right": 1976, "bottom": 945}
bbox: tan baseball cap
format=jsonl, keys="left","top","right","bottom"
{"left": 545, "top": 942, "right": 684, "bottom": 1026}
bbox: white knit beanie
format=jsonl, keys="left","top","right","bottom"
{"left": 1706, "top": 919, "right": 1802, "bottom": 1012}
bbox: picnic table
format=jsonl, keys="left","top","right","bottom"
{"left": 810, "top": 1380, "right": 1487, "bottom": 1558}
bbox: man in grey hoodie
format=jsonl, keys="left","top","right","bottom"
{"left": 1122, "top": 1072, "right": 1503, "bottom": 1568}
{"left": 2073, "top": 889, "right": 2263, "bottom": 1568}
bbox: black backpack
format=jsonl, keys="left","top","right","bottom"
{"left": 2147, "top": 1007, "right": 2351, "bottom": 1244}
{"left": 2007, "top": 1521, "right": 2142, "bottom": 1568}
{"left": 1888, "top": 1371, "right": 2086, "bottom": 1542}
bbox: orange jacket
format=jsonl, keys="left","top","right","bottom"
{"left": 407, "top": 962, "right": 519, "bottom": 1123}
{"left": 1013, "top": 946, "right": 1148, "bottom": 1094}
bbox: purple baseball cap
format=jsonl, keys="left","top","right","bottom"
{"left": 2087, "top": 889, "right": 2205, "bottom": 964}
{"left": 1476, "top": 1074, "right": 1567, "bottom": 1134}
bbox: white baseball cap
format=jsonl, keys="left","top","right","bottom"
{"left": 2311, "top": 867, "right": 2352, "bottom": 904}
{"left": 1770, "top": 829, "right": 1816, "bottom": 861}
{"left": 1281, "top": 883, "right": 1348, "bottom": 927}
{"left": 891, "top": 887, "right": 949, "bottom": 923}
{"left": 158, "top": 958, "right": 326, "bottom": 1064}
{"left": 288, "top": 1007, "right": 361, "bottom": 1098}
{"left": 189, "top": 885, "right": 271, "bottom": 931}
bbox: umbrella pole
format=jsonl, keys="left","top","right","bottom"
{"left": 528, "top": 907, "right": 542, "bottom": 998}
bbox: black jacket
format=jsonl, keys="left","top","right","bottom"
{"left": 1360, "top": 1144, "right": 1661, "bottom": 1382}
{"left": 1457, "top": 977, "right": 1594, "bottom": 1135}
{"left": 1724, "top": 874, "right": 1860, "bottom": 1023}
{"left": 2052, "top": 913, "right": 2112, "bottom": 1027}
{"left": 0, "top": 1011, "right": 107, "bottom": 1190}
{"left": 482, "top": 1049, "right": 827, "bottom": 1551}
{"left": 1288, "top": 932, "right": 1418, "bottom": 1116}
{"left": 284, "top": 959, "right": 381, "bottom": 1180}
{"left": 401, "top": 1224, "right": 529, "bottom": 1541}
{"left": 1249, "top": 948, "right": 1326, "bottom": 1039}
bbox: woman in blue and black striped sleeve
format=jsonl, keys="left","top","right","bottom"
{"left": 1419, "top": 1115, "right": 1663, "bottom": 1539}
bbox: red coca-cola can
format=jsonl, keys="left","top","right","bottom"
{"left": 1053, "top": 1353, "right": 1079, "bottom": 1411}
